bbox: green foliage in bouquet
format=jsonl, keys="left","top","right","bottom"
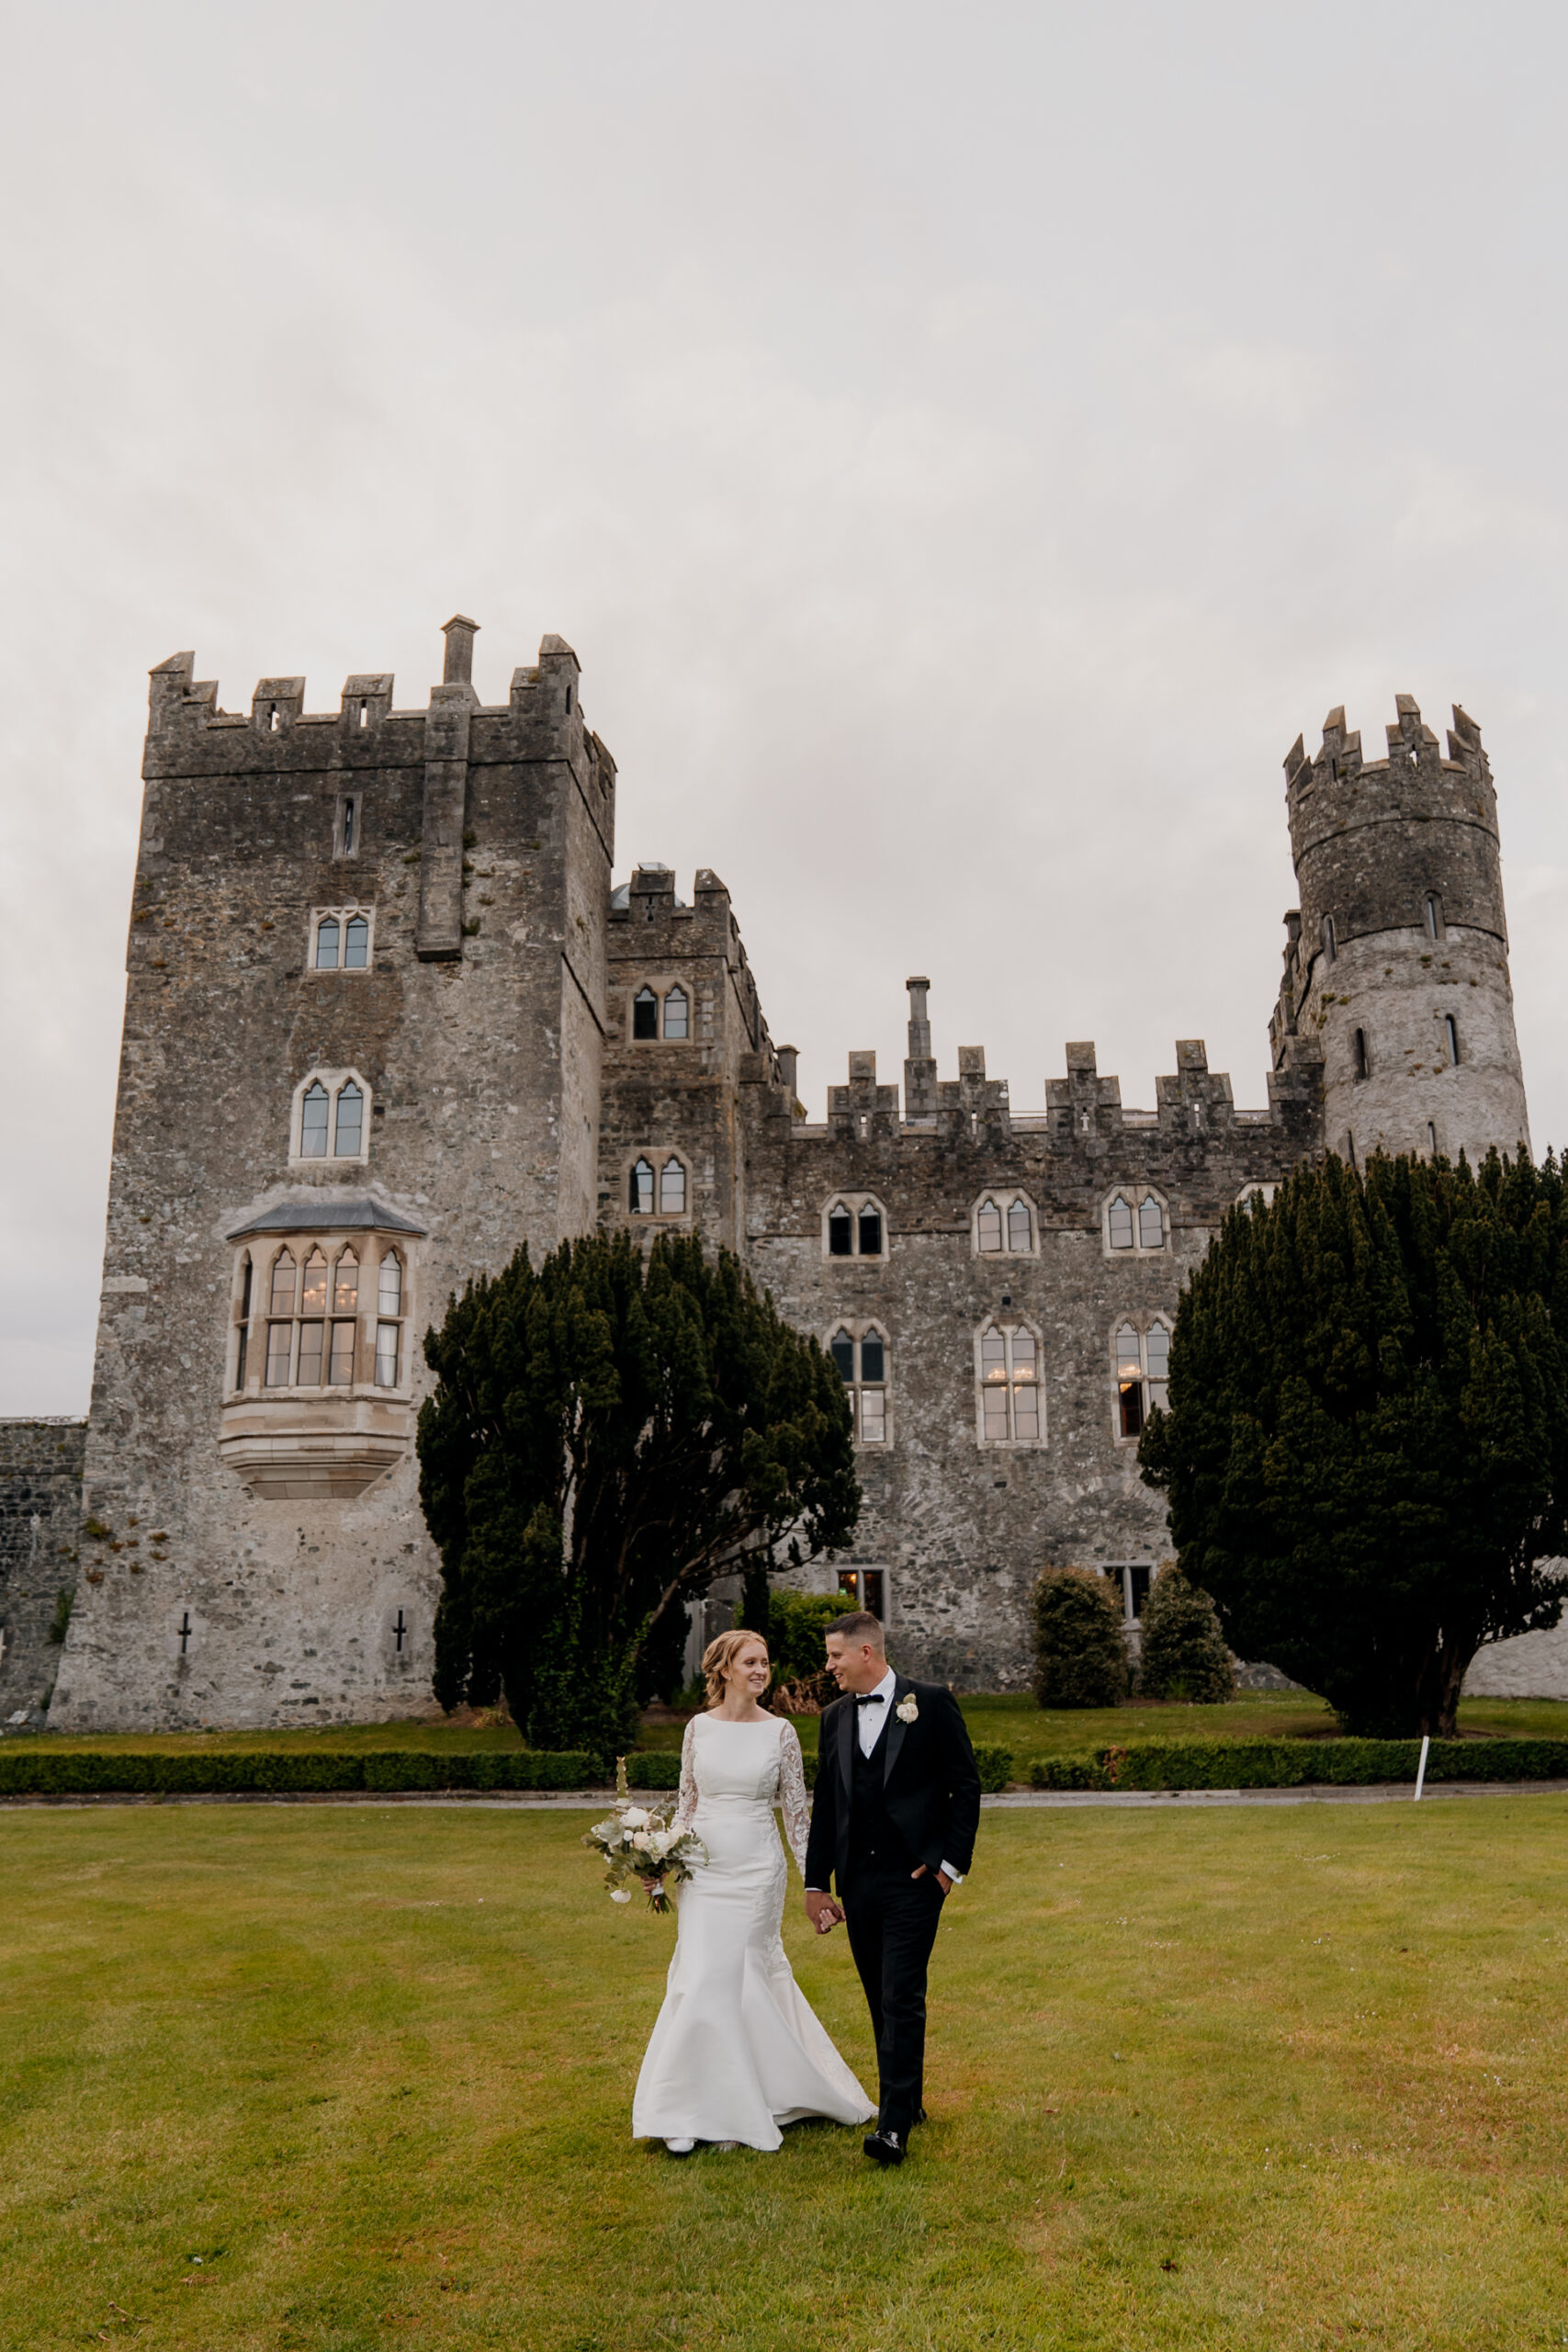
{"left": 418, "top": 1230, "right": 861, "bottom": 1752}
{"left": 1139, "top": 1149, "right": 1568, "bottom": 1736}
{"left": 1032, "top": 1566, "right": 1128, "bottom": 1711}
{"left": 1136, "top": 1564, "right": 1235, "bottom": 1703}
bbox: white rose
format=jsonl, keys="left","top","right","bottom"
{"left": 896, "top": 1695, "right": 919, "bottom": 1724}
{"left": 609, "top": 1889, "right": 633, "bottom": 1904}
{"left": 621, "top": 1806, "right": 653, "bottom": 1829}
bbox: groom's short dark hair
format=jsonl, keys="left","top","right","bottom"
{"left": 825, "top": 1609, "right": 885, "bottom": 1648}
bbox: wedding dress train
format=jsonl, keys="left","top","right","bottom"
{"left": 631, "top": 1713, "right": 874, "bottom": 2151}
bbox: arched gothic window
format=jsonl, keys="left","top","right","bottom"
{"left": 1107, "top": 1191, "right": 1166, "bottom": 1254}
{"left": 1137, "top": 1196, "right": 1163, "bottom": 1250}
{"left": 315, "top": 917, "right": 341, "bottom": 970}
{"left": 663, "top": 987, "right": 689, "bottom": 1040}
{"left": 830, "top": 1326, "right": 888, "bottom": 1444}
{"left": 1007, "top": 1198, "right": 1032, "bottom": 1253}
{"left": 977, "top": 1199, "right": 1003, "bottom": 1254}
{"left": 300, "top": 1083, "right": 331, "bottom": 1158}
{"left": 632, "top": 987, "right": 659, "bottom": 1040}
{"left": 825, "top": 1196, "right": 886, "bottom": 1259}
{"left": 660, "top": 1157, "right": 686, "bottom": 1214}
{"left": 1108, "top": 1196, "right": 1134, "bottom": 1250}
{"left": 978, "top": 1323, "right": 1041, "bottom": 1444}
{"left": 333, "top": 1081, "right": 363, "bottom": 1158}
{"left": 1115, "top": 1321, "right": 1170, "bottom": 1439}
{"left": 629, "top": 1158, "right": 654, "bottom": 1214}
{"left": 344, "top": 915, "right": 369, "bottom": 970}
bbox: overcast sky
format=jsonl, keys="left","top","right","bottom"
{"left": 4, "top": 0, "right": 1566, "bottom": 1414}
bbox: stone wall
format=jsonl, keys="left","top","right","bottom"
{"left": 0, "top": 1420, "right": 85, "bottom": 1731}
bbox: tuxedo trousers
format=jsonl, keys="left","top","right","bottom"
{"left": 842, "top": 1859, "right": 946, "bottom": 2135}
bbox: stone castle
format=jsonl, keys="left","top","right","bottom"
{"left": 0, "top": 620, "right": 1544, "bottom": 1732}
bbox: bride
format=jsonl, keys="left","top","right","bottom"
{"left": 632, "top": 1627, "right": 874, "bottom": 2155}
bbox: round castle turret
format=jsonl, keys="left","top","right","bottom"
{"left": 1271, "top": 695, "right": 1530, "bottom": 1168}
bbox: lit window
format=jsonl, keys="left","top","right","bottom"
{"left": 1137, "top": 1196, "right": 1164, "bottom": 1250}
{"left": 830, "top": 1328, "right": 888, "bottom": 1443}
{"left": 629, "top": 1158, "right": 654, "bottom": 1215}
{"left": 300, "top": 1250, "right": 328, "bottom": 1317}
{"left": 344, "top": 915, "right": 368, "bottom": 970}
{"left": 297, "top": 1246, "right": 328, "bottom": 1385}
{"left": 979, "top": 1323, "right": 1041, "bottom": 1443}
{"left": 632, "top": 988, "right": 659, "bottom": 1041}
{"left": 838, "top": 1566, "right": 887, "bottom": 1617}
{"left": 334, "top": 1081, "right": 363, "bottom": 1158}
{"left": 333, "top": 1250, "right": 358, "bottom": 1314}
{"left": 1445, "top": 1013, "right": 1460, "bottom": 1067}
{"left": 660, "top": 1158, "right": 686, "bottom": 1214}
{"left": 236, "top": 1230, "right": 412, "bottom": 1402}
{"left": 828, "top": 1204, "right": 853, "bottom": 1257}
{"left": 977, "top": 1199, "right": 1003, "bottom": 1254}
{"left": 300, "top": 1083, "right": 330, "bottom": 1158}
{"left": 1108, "top": 1196, "right": 1134, "bottom": 1250}
{"left": 1115, "top": 1322, "right": 1170, "bottom": 1438}
{"left": 663, "top": 987, "right": 689, "bottom": 1040}
{"left": 315, "top": 917, "right": 341, "bottom": 970}
{"left": 1007, "top": 1198, "right": 1032, "bottom": 1253}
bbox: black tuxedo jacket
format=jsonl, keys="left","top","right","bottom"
{"left": 804, "top": 1678, "right": 982, "bottom": 1894}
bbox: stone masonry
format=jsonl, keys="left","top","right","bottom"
{"left": 0, "top": 1419, "right": 86, "bottom": 1729}
{"left": 20, "top": 641, "right": 1549, "bottom": 1726}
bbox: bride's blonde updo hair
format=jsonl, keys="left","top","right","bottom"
{"left": 702, "top": 1627, "right": 770, "bottom": 1707}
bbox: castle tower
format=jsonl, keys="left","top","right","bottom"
{"left": 1274, "top": 695, "right": 1530, "bottom": 1168}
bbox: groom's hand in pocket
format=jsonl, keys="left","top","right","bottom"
{"left": 910, "top": 1865, "right": 953, "bottom": 1894}
{"left": 805, "top": 1890, "right": 844, "bottom": 1935}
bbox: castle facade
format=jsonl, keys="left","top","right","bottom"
{"left": 2, "top": 621, "right": 1535, "bottom": 1730}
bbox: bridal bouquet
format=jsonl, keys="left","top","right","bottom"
{"left": 582, "top": 1758, "right": 706, "bottom": 1915}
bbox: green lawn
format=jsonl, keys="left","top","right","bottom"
{"left": 28, "top": 1693, "right": 1568, "bottom": 1770}
{"left": 6, "top": 1801, "right": 1568, "bottom": 2349}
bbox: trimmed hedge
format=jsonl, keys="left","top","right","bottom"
{"left": 0, "top": 1748, "right": 601, "bottom": 1799}
{"left": 1029, "top": 1737, "right": 1568, "bottom": 1793}
{"left": 0, "top": 1736, "right": 1019, "bottom": 1803}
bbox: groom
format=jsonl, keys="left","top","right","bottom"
{"left": 803, "top": 1610, "right": 981, "bottom": 2166}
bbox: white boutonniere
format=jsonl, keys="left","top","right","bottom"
{"left": 896, "top": 1695, "right": 919, "bottom": 1724}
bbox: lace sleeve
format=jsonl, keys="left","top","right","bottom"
{"left": 671, "top": 1716, "right": 700, "bottom": 1836}
{"left": 775, "top": 1720, "right": 811, "bottom": 1879}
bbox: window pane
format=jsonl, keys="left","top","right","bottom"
{"left": 297, "top": 1322, "right": 324, "bottom": 1385}
{"left": 1007, "top": 1199, "right": 1032, "bottom": 1252}
{"left": 663, "top": 987, "right": 688, "bottom": 1040}
{"left": 328, "top": 1320, "right": 356, "bottom": 1385}
{"left": 1137, "top": 1196, "right": 1163, "bottom": 1250}
{"left": 334, "top": 1081, "right": 363, "bottom": 1157}
{"left": 1147, "top": 1382, "right": 1168, "bottom": 1414}
{"left": 235, "top": 1324, "right": 248, "bottom": 1390}
{"left": 333, "top": 1250, "right": 359, "bottom": 1313}
{"left": 378, "top": 1252, "right": 401, "bottom": 1315}
{"left": 976, "top": 1200, "right": 1002, "bottom": 1253}
{"left": 1115, "top": 1324, "right": 1143, "bottom": 1380}
{"left": 1119, "top": 1383, "right": 1145, "bottom": 1438}
{"left": 265, "top": 1322, "right": 293, "bottom": 1385}
{"left": 300, "top": 1084, "right": 330, "bottom": 1157}
{"left": 344, "top": 915, "right": 368, "bottom": 969}
{"left": 860, "top": 1388, "right": 886, "bottom": 1443}
{"left": 983, "top": 1387, "right": 1010, "bottom": 1441}
{"left": 376, "top": 1320, "right": 400, "bottom": 1386}
{"left": 1010, "top": 1331, "right": 1036, "bottom": 1380}
{"left": 239, "top": 1256, "right": 253, "bottom": 1319}
{"left": 829, "top": 1329, "right": 855, "bottom": 1383}
{"left": 629, "top": 1158, "right": 653, "bottom": 1213}
{"left": 268, "top": 1253, "right": 297, "bottom": 1316}
{"left": 981, "top": 1329, "right": 1007, "bottom": 1382}
{"left": 632, "top": 988, "right": 659, "bottom": 1040}
{"left": 315, "top": 917, "right": 340, "bottom": 970}
{"left": 660, "top": 1158, "right": 686, "bottom": 1214}
{"left": 858, "top": 1207, "right": 882, "bottom": 1255}
{"left": 300, "top": 1251, "right": 328, "bottom": 1315}
{"left": 828, "top": 1207, "right": 852, "bottom": 1256}
{"left": 838, "top": 1568, "right": 860, "bottom": 1598}
{"left": 1108, "top": 1196, "right": 1134, "bottom": 1250}
{"left": 1145, "top": 1325, "right": 1170, "bottom": 1383}
{"left": 860, "top": 1333, "right": 885, "bottom": 1383}
{"left": 1012, "top": 1387, "right": 1040, "bottom": 1440}
{"left": 1130, "top": 1566, "right": 1152, "bottom": 1619}
{"left": 863, "top": 1569, "right": 886, "bottom": 1618}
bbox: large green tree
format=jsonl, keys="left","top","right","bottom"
{"left": 417, "top": 1230, "right": 860, "bottom": 1754}
{"left": 1139, "top": 1150, "right": 1568, "bottom": 1736}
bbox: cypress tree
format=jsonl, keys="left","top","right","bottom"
{"left": 1139, "top": 1149, "right": 1568, "bottom": 1736}
{"left": 417, "top": 1229, "right": 861, "bottom": 1752}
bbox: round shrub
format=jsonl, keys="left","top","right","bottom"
{"left": 1032, "top": 1566, "right": 1128, "bottom": 1709}
{"left": 1137, "top": 1564, "right": 1235, "bottom": 1703}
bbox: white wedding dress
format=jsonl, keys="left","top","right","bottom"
{"left": 631, "top": 1712, "right": 874, "bottom": 2151}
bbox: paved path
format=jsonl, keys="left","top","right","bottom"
{"left": 3, "top": 1781, "right": 1566, "bottom": 1813}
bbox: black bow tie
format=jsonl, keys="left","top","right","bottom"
{"left": 855, "top": 1692, "right": 886, "bottom": 1707}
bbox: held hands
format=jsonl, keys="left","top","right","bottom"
{"left": 804, "top": 1890, "right": 845, "bottom": 1936}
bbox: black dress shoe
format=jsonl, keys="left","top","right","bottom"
{"left": 863, "top": 2129, "right": 905, "bottom": 2165}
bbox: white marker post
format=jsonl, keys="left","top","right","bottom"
{"left": 1414, "top": 1734, "right": 1430, "bottom": 1802}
